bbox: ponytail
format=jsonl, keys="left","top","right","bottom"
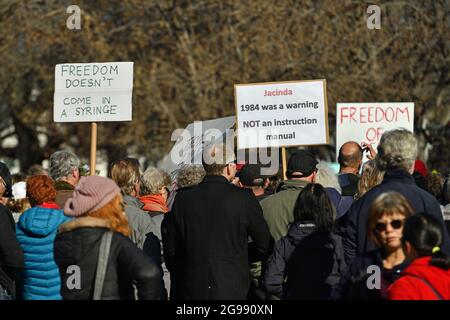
{"left": 402, "top": 213, "right": 450, "bottom": 270}
{"left": 429, "top": 247, "right": 450, "bottom": 270}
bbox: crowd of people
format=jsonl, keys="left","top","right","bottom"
{"left": 0, "top": 128, "right": 449, "bottom": 300}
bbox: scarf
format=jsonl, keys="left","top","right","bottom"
{"left": 138, "top": 194, "right": 169, "bottom": 213}
{"left": 39, "top": 201, "right": 60, "bottom": 209}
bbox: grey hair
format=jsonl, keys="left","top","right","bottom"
{"left": 376, "top": 129, "right": 417, "bottom": 172}
{"left": 177, "top": 165, "right": 206, "bottom": 188}
{"left": 141, "top": 167, "right": 170, "bottom": 195}
{"left": 315, "top": 162, "right": 341, "bottom": 193}
{"left": 49, "top": 151, "right": 80, "bottom": 181}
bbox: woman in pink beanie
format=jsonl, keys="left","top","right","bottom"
{"left": 54, "top": 176, "right": 164, "bottom": 300}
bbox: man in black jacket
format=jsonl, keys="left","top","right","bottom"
{"left": 0, "top": 204, "right": 24, "bottom": 299}
{"left": 162, "top": 143, "right": 273, "bottom": 300}
{"left": 344, "top": 129, "right": 450, "bottom": 263}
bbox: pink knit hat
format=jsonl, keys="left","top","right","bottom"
{"left": 64, "top": 176, "right": 121, "bottom": 217}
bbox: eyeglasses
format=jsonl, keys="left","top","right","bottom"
{"left": 374, "top": 219, "right": 404, "bottom": 232}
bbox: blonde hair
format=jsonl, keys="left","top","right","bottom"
{"left": 355, "top": 160, "right": 385, "bottom": 200}
{"left": 108, "top": 158, "right": 140, "bottom": 195}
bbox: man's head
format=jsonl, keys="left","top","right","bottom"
{"left": 376, "top": 129, "right": 417, "bottom": 174}
{"left": 108, "top": 157, "right": 141, "bottom": 197}
{"left": 286, "top": 150, "right": 318, "bottom": 182}
{"left": 338, "top": 141, "right": 363, "bottom": 174}
{"left": 202, "top": 143, "right": 236, "bottom": 181}
{"left": 236, "top": 164, "right": 269, "bottom": 196}
{"left": 49, "top": 151, "right": 80, "bottom": 186}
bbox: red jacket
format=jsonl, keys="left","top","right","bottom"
{"left": 388, "top": 257, "right": 450, "bottom": 300}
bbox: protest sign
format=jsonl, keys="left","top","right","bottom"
{"left": 54, "top": 62, "right": 133, "bottom": 122}
{"left": 54, "top": 62, "right": 134, "bottom": 174}
{"left": 336, "top": 102, "right": 414, "bottom": 162}
{"left": 234, "top": 80, "right": 329, "bottom": 149}
{"left": 159, "top": 116, "right": 235, "bottom": 180}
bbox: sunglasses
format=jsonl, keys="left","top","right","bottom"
{"left": 374, "top": 219, "right": 404, "bottom": 232}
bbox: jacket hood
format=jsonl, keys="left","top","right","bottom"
{"left": 18, "top": 206, "right": 66, "bottom": 236}
{"left": 286, "top": 222, "right": 318, "bottom": 246}
{"left": 402, "top": 257, "right": 450, "bottom": 297}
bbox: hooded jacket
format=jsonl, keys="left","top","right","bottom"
{"left": 16, "top": 203, "right": 70, "bottom": 299}
{"left": 263, "top": 222, "right": 346, "bottom": 300}
{"left": 54, "top": 217, "right": 164, "bottom": 300}
{"left": 388, "top": 257, "right": 450, "bottom": 300}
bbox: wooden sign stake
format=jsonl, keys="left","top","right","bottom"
{"left": 282, "top": 147, "right": 287, "bottom": 180}
{"left": 90, "top": 122, "right": 97, "bottom": 176}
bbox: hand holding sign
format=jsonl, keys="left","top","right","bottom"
{"left": 336, "top": 103, "right": 414, "bottom": 162}
{"left": 361, "top": 141, "right": 377, "bottom": 160}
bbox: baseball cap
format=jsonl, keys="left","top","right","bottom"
{"left": 286, "top": 150, "right": 318, "bottom": 178}
{"left": 236, "top": 164, "right": 267, "bottom": 187}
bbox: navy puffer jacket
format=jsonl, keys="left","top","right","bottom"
{"left": 263, "top": 222, "right": 346, "bottom": 300}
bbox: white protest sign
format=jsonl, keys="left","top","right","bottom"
{"left": 54, "top": 62, "right": 133, "bottom": 122}
{"left": 158, "top": 116, "right": 235, "bottom": 180}
{"left": 235, "top": 80, "right": 329, "bottom": 149}
{"left": 336, "top": 102, "right": 414, "bottom": 162}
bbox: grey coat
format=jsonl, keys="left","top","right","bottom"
{"left": 123, "top": 195, "right": 157, "bottom": 249}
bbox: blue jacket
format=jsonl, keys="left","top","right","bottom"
{"left": 343, "top": 169, "right": 450, "bottom": 263}
{"left": 16, "top": 205, "right": 71, "bottom": 300}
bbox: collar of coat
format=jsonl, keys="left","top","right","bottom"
{"left": 123, "top": 194, "right": 144, "bottom": 210}
{"left": 58, "top": 217, "right": 111, "bottom": 233}
{"left": 279, "top": 179, "right": 310, "bottom": 191}
{"left": 383, "top": 169, "right": 414, "bottom": 183}
{"left": 201, "top": 175, "right": 230, "bottom": 184}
